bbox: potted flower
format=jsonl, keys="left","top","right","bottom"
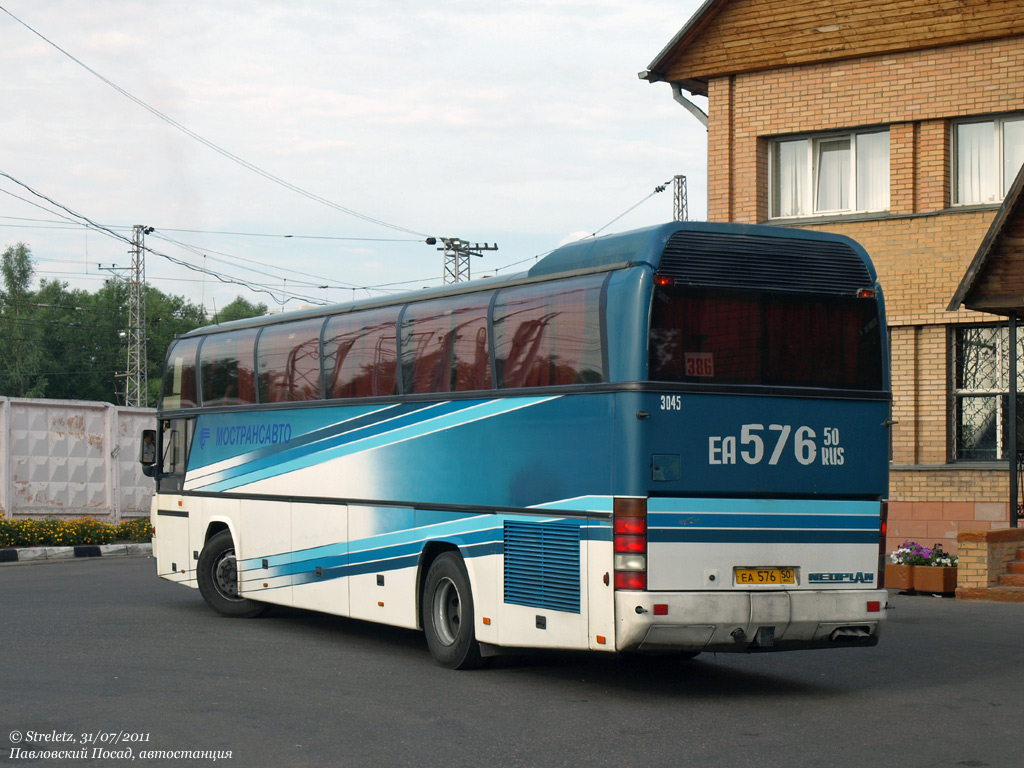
{"left": 913, "top": 543, "right": 958, "bottom": 594}
{"left": 886, "top": 540, "right": 929, "bottom": 591}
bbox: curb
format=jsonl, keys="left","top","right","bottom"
{"left": 0, "top": 543, "right": 152, "bottom": 564}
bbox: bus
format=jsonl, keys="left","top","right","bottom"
{"left": 143, "top": 221, "right": 890, "bottom": 669}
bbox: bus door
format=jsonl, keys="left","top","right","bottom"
{"left": 151, "top": 417, "right": 195, "bottom": 583}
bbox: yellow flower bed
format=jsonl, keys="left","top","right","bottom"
{"left": 0, "top": 513, "right": 151, "bottom": 548}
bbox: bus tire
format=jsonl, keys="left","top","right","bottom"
{"left": 421, "top": 552, "right": 484, "bottom": 670}
{"left": 196, "top": 530, "right": 267, "bottom": 618}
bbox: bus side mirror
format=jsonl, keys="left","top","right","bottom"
{"left": 140, "top": 429, "right": 157, "bottom": 476}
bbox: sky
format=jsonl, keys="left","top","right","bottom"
{"left": 0, "top": 0, "right": 707, "bottom": 316}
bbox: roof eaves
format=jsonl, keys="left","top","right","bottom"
{"left": 948, "top": 163, "right": 1024, "bottom": 314}
{"left": 639, "top": 0, "right": 727, "bottom": 86}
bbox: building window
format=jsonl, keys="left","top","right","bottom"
{"left": 951, "top": 324, "right": 1024, "bottom": 461}
{"left": 769, "top": 129, "right": 890, "bottom": 218}
{"left": 954, "top": 115, "right": 1024, "bottom": 205}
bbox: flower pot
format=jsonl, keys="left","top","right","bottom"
{"left": 884, "top": 563, "right": 914, "bottom": 591}
{"left": 911, "top": 566, "right": 957, "bottom": 594}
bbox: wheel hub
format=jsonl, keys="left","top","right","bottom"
{"left": 213, "top": 551, "right": 241, "bottom": 601}
{"left": 432, "top": 577, "right": 462, "bottom": 646}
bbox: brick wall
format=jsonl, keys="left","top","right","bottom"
{"left": 705, "top": 35, "right": 1024, "bottom": 555}
{"left": 956, "top": 528, "right": 1024, "bottom": 590}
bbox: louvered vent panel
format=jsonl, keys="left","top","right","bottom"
{"left": 503, "top": 521, "right": 581, "bottom": 614}
{"left": 658, "top": 231, "right": 872, "bottom": 295}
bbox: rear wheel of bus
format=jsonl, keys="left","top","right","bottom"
{"left": 422, "top": 552, "right": 484, "bottom": 669}
{"left": 197, "top": 530, "right": 267, "bottom": 618}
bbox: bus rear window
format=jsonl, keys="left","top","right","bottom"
{"left": 649, "top": 287, "right": 883, "bottom": 390}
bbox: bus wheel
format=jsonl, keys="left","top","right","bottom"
{"left": 197, "top": 530, "right": 266, "bottom": 618}
{"left": 422, "top": 552, "right": 484, "bottom": 669}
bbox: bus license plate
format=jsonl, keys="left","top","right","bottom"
{"left": 735, "top": 568, "right": 795, "bottom": 585}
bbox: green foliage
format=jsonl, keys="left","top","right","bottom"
{"left": 213, "top": 296, "right": 268, "bottom": 324}
{"left": 0, "top": 240, "right": 216, "bottom": 405}
{"left": 0, "top": 243, "right": 48, "bottom": 397}
{"left": 0, "top": 513, "right": 152, "bottom": 548}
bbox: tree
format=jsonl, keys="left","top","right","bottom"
{"left": 0, "top": 241, "right": 260, "bottom": 405}
{"left": 212, "top": 296, "right": 268, "bottom": 325}
{"left": 0, "top": 242, "right": 47, "bottom": 397}
{"left": 34, "top": 279, "right": 107, "bottom": 402}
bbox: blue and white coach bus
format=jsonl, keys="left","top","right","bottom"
{"left": 143, "top": 222, "right": 890, "bottom": 668}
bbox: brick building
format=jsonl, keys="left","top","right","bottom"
{"left": 641, "top": 0, "right": 1024, "bottom": 554}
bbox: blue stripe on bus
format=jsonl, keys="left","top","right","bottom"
{"left": 240, "top": 512, "right": 604, "bottom": 584}
{"left": 648, "top": 513, "right": 878, "bottom": 530}
{"left": 188, "top": 402, "right": 408, "bottom": 475}
{"left": 647, "top": 497, "right": 879, "bottom": 516}
{"left": 191, "top": 396, "right": 557, "bottom": 492}
{"left": 191, "top": 400, "right": 474, "bottom": 490}
{"left": 649, "top": 529, "right": 880, "bottom": 545}
{"left": 647, "top": 498, "right": 879, "bottom": 545}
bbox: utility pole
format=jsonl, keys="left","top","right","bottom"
{"left": 673, "top": 175, "right": 688, "bottom": 221}
{"left": 437, "top": 238, "right": 498, "bottom": 284}
{"left": 126, "top": 225, "right": 153, "bottom": 407}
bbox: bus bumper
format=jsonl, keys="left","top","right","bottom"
{"left": 614, "top": 589, "right": 886, "bottom": 653}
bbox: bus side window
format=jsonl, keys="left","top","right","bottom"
{"left": 494, "top": 275, "right": 605, "bottom": 388}
{"left": 140, "top": 429, "right": 157, "bottom": 464}
{"left": 324, "top": 308, "right": 399, "bottom": 399}
{"left": 139, "top": 429, "right": 157, "bottom": 477}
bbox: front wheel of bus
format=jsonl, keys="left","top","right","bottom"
{"left": 422, "top": 552, "right": 484, "bottom": 670}
{"left": 197, "top": 530, "right": 267, "bottom": 618}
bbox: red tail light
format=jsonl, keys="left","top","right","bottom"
{"left": 614, "top": 497, "right": 647, "bottom": 591}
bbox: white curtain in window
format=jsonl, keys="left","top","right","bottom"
{"left": 1002, "top": 119, "right": 1024, "bottom": 196}
{"left": 772, "top": 139, "right": 808, "bottom": 217}
{"left": 856, "top": 131, "right": 890, "bottom": 211}
{"left": 815, "top": 138, "right": 850, "bottom": 212}
{"left": 957, "top": 121, "right": 997, "bottom": 203}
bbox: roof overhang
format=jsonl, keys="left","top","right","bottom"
{"left": 949, "top": 164, "right": 1024, "bottom": 317}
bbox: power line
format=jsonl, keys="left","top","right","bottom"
{"left": 1, "top": 180, "right": 441, "bottom": 302}
{"left": 485, "top": 179, "right": 675, "bottom": 277}
{"left": 0, "top": 4, "right": 432, "bottom": 240}
{"left": 0, "top": 170, "right": 331, "bottom": 306}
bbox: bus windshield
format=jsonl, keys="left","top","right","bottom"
{"left": 649, "top": 286, "right": 884, "bottom": 390}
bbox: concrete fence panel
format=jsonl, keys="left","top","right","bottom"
{"left": 0, "top": 397, "right": 155, "bottom": 522}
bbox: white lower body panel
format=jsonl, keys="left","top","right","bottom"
{"left": 615, "top": 589, "right": 886, "bottom": 653}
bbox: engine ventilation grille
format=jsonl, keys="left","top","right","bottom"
{"left": 657, "top": 230, "right": 872, "bottom": 295}
{"left": 503, "top": 521, "right": 581, "bottom": 614}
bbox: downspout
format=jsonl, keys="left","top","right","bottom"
{"left": 1012, "top": 314, "right": 1020, "bottom": 528}
{"left": 671, "top": 83, "right": 708, "bottom": 129}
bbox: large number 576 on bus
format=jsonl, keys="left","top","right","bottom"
{"left": 142, "top": 222, "right": 890, "bottom": 669}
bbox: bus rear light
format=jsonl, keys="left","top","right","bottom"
{"left": 614, "top": 516, "right": 646, "bottom": 535}
{"left": 857, "top": 288, "right": 876, "bottom": 298}
{"left": 653, "top": 604, "right": 668, "bottom": 615}
{"left": 614, "top": 535, "right": 646, "bottom": 554}
{"left": 614, "top": 553, "right": 646, "bottom": 571}
{"left": 614, "top": 497, "right": 648, "bottom": 591}
{"left": 615, "top": 571, "right": 647, "bottom": 590}
{"left": 867, "top": 601, "right": 881, "bottom": 613}
{"left": 654, "top": 275, "right": 675, "bottom": 287}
